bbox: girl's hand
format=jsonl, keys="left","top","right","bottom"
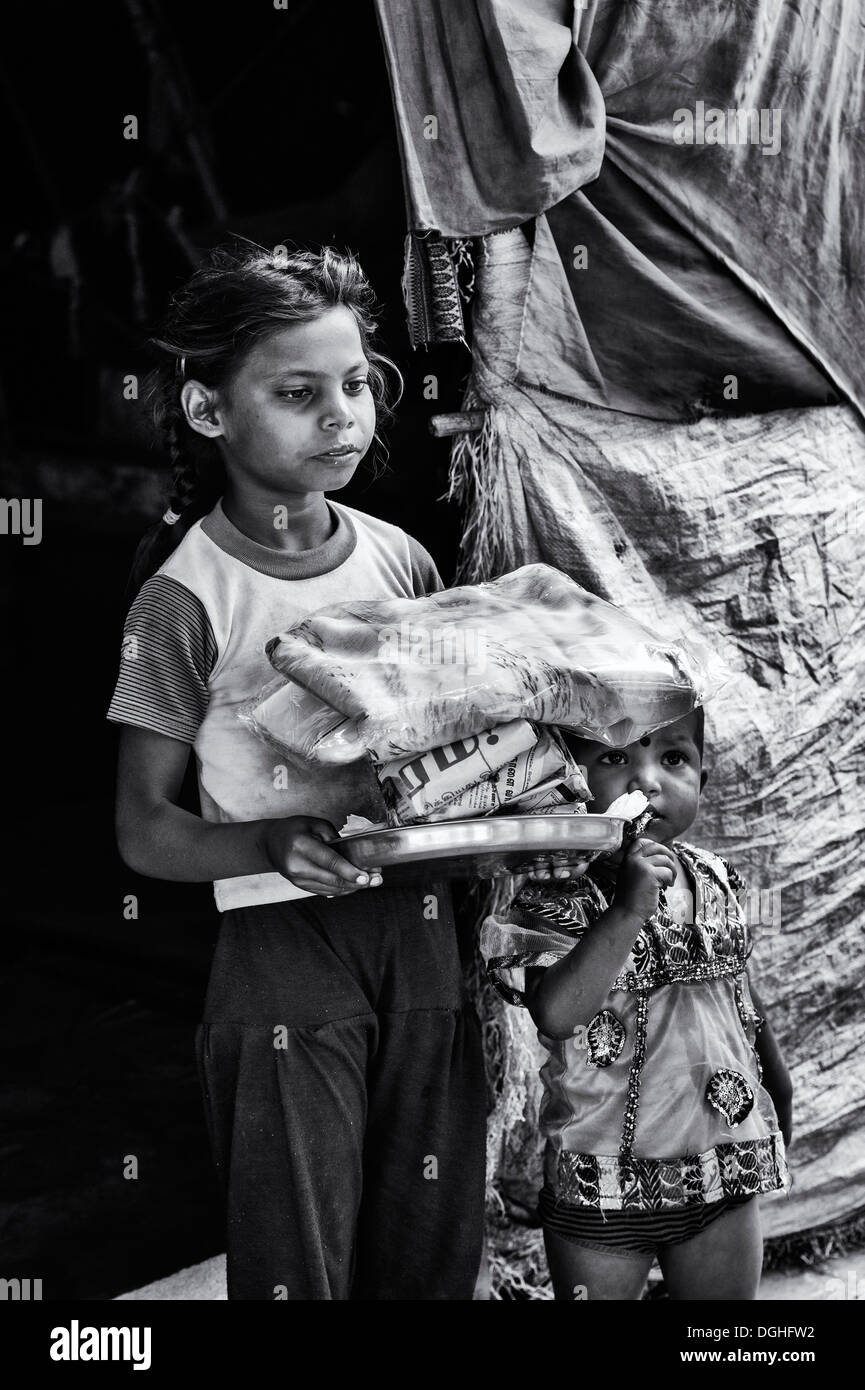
{"left": 615, "top": 836, "right": 677, "bottom": 921}
{"left": 264, "top": 816, "right": 383, "bottom": 896}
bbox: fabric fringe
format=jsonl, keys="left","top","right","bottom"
{"left": 762, "top": 1205, "right": 865, "bottom": 1272}
{"left": 487, "top": 1220, "right": 553, "bottom": 1300}
{"left": 449, "top": 236, "right": 477, "bottom": 302}
{"left": 445, "top": 385, "right": 515, "bottom": 583}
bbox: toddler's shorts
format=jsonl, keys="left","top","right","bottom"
{"left": 538, "top": 1185, "right": 755, "bottom": 1258}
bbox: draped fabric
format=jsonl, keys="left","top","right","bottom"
{"left": 374, "top": 0, "right": 606, "bottom": 235}
{"left": 453, "top": 229, "right": 865, "bottom": 1240}
{"left": 523, "top": 166, "right": 840, "bottom": 419}
{"left": 375, "top": 0, "right": 865, "bottom": 1243}
{"left": 376, "top": 0, "right": 862, "bottom": 417}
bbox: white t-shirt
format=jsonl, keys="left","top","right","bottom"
{"left": 108, "top": 497, "right": 443, "bottom": 910}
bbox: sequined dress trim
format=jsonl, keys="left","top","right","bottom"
{"left": 556, "top": 1134, "right": 787, "bottom": 1212}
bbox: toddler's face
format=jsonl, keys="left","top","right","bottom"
{"left": 568, "top": 711, "right": 706, "bottom": 846}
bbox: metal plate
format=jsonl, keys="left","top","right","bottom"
{"left": 327, "top": 813, "right": 625, "bottom": 883}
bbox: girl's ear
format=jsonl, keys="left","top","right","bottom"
{"left": 181, "top": 380, "right": 225, "bottom": 439}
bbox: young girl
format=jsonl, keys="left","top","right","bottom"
{"left": 481, "top": 707, "right": 793, "bottom": 1301}
{"left": 107, "top": 243, "right": 487, "bottom": 1300}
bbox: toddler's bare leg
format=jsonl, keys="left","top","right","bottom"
{"left": 543, "top": 1225, "right": 654, "bottom": 1301}
{"left": 658, "top": 1199, "right": 762, "bottom": 1301}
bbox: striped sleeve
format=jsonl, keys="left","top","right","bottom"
{"left": 406, "top": 533, "right": 446, "bottom": 596}
{"left": 107, "top": 574, "right": 217, "bottom": 744}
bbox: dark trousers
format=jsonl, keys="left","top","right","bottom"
{"left": 195, "top": 879, "right": 487, "bottom": 1300}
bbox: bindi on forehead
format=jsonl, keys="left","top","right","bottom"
{"left": 639, "top": 735, "right": 651, "bottom": 746}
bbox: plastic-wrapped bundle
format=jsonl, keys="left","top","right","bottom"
{"left": 257, "top": 564, "right": 727, "bottom": 765}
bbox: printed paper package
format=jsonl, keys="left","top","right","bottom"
{"left": 496, "top": 778, "right": 589, "bottom": 817}
{"left": 375, "top": 719, "right": 534, "bottom": 824}
{"left": 257, "top": 563, "right": 726, "bottom": 765}
{"left": 376, "top": 721, "right": 590, "bottom": 826}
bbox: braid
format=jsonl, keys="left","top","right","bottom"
{"left": 164, "top": 410, "right": 217, "bottom": 521}
{"left": 166, "top": 421, "right": 197, "bottom": 515}
{"left": 169, "top": 460, "right": 198, "bottom": 515}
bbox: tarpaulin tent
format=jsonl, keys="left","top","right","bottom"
{"left": 376, "top": 0, "right": 865, "bottom": 1289}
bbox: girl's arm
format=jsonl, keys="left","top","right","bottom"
{"left": 748, "top": 980, "right": 793, "bottom": 1146}
{"left": 524, "top": 837, "right": 677, "bottom": 1039}
{"left": 116, "top": 725, "right": 377, "bottom": 897}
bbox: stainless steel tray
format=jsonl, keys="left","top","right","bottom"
{"left": 328, "top": 813, "right": 625, "bottom": 883}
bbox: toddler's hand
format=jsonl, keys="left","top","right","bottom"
{"left": 524, "top": 852, "right": 593, "bottom": 883}
{"left": 264, "top": 816, "right": 383, "bottom": 896}
{"left": 615, "top": 837, "right": 677, "bottom": 922}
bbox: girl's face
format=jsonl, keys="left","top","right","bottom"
{"left": 568, "top": 712, "right": 706, "bottom": 845}
{"left": 189, "top": 306, "right": 377, "bottom": 499}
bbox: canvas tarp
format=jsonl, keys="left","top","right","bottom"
{"left": 452, "top": 228, "right": 865, "bottom": 1240}
{"left": 375, "top": 0, "right": 865, "bottom": 1243}
{"left": 376, "top": 0, "right": 862, "bottom": 419}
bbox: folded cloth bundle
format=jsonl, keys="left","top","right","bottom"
{"left": 257, "top": 564, "right": 725, "bottom": 765}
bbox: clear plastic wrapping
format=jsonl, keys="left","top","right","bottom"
{"left": 253, "top": 563, "right": 729, "bottom": 765}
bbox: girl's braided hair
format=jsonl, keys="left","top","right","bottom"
{"left": 124, "top": 240, "right": 402, "bottom": 605}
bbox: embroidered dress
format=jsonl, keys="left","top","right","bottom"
{"left": 480, "top": 842, "right": 789, "bottom": 1214}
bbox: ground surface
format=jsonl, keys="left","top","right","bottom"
{"left": 115, "top": 1248, "right": 865, "bottom": 1302}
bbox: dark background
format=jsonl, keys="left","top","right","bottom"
{"left": 1, "top": 0, "right": 471, "bottom": 1298}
